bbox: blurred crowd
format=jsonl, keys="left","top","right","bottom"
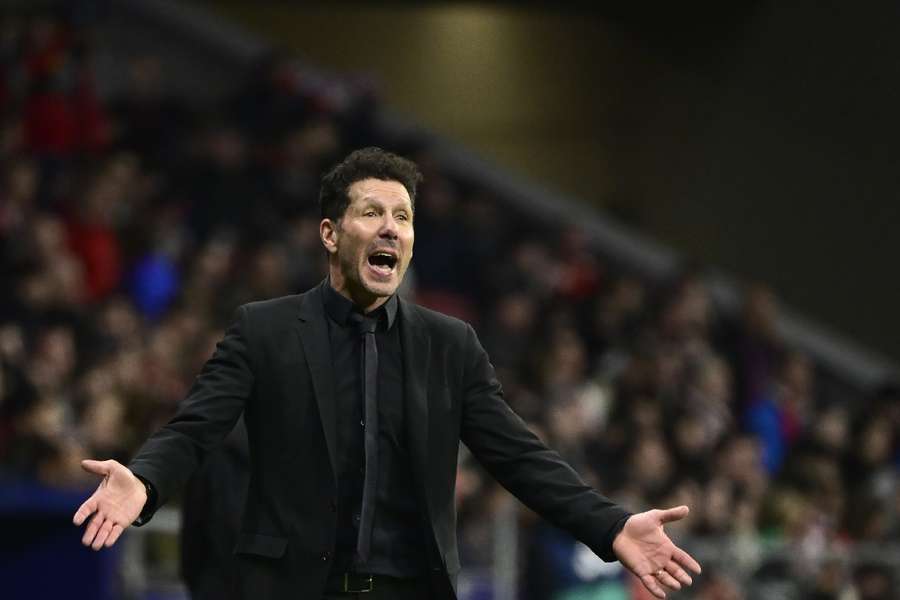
{"left": 1, "top": 7, "right": 898, "bottom": 600}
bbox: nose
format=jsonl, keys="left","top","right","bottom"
{"left": 378, "top": 215, "right": 399, "bottom": 240}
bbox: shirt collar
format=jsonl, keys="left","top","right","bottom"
{"left": 322, "top": 278, "right": 397, "bottom": 330}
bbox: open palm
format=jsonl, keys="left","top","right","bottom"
{"left": 612, "top": 505, "right": 702, "bottom": 598}
{"left": 72, "top": 459, "right": 147, "bottom": 550}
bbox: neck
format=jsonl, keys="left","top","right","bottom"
{"left": 328, "top": 268, "right": 389, "bottom": 314}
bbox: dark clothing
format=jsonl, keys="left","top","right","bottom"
{"left": 180, "top": 419, "right": 249, "bottom": 600}
{"left": 129, "top": 281, "right": 631, "bottom": 600}
{"left": 322, "top": 283, "right": 427, "bottom": 577}
{"left": 322, "top": 572, "right": 432, "bottom": 599}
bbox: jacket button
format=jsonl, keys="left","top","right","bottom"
{"left": 321, "top": 551, "right": 331, "bottom": 561}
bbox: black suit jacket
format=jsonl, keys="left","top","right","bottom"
{"left": 129, "top": 283, "right": 630, "bottom": 599}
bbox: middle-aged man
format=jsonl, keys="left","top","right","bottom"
{"left": 74, "top": 147, "right": 701, "bottom": 599}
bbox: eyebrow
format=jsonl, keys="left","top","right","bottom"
{"left": 359, "top": 198, "right": 412, "bottom": 211}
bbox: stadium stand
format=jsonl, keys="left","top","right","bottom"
{"left": 1, "top": 2, "right": 897, "bottom": 599}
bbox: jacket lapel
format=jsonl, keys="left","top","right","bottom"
{"left": 294, "top": 287, "right": 432, "bottom": 507}
{"left": 399, "top": 298, "right": 432, "bottom": 512}
{"left": 295, "top": 284, "right": 339, "bottom": 480}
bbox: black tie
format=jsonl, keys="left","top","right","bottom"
{"left": 350, "top": 312, "right": 379, "bottom": 565}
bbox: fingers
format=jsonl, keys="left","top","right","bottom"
{"left": 657, "top": 569, "right": 681, "bottom": 591}
{"left": 673, "top": 546, "right": 702, "bottom": 574}
{"left": 81, "top": 512, "right": 104, "bottom": 547}
{"left": 80, "top": 459, "right": 110, "bottom": 476}
{"left": 76, "top": 484, "right": 129, "bottom": 551}
{"left": 92, "top": 519, "right": 114, "bottom": 550}
{"left": 641, "top": 566, "right": 688, "bottom": 598}
{"left": 657, "top": 505, "right": 689, "bottom": 524}
{"left": 666, "top": 561, "right": 693, "bottom": 586}
{"left": 639, "top": 574, "right": 667, "bottom": 599}
{"left": 105, "top": 524, "right": 124, "bottom": 547}
{"left": 73, "top": 497, "right": 96, "bottom": 526}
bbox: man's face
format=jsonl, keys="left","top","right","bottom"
{"left": 322, "top": 178, "right": 414, "bottom": 308}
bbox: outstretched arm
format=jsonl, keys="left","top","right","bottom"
{"left": 74, "top": 304, "right": 254, "bottom": 543}
{"left": 459, "top": 324, "right": 701, "bottom": 597}
{"left": 459, "top": 324, "right": 631, "bottom": 560}
{"left": 613, "top": 505, "right": 702, "bottom": 598}
{"left": 72, "top": 459, "right": 147, "bottom": 550}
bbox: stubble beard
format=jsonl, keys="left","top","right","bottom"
{"left": 337, "top": 246, "right": 399, "bottom": 304}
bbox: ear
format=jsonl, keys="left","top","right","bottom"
{"left": 320, "top": 218, "right": 339, "bottom": 255}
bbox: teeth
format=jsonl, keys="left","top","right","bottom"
{"left": 368, "top": 251, "right": 397, "bottom": 274}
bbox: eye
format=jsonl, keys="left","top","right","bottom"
{"left": 363, "top": 210, "right": 377, "bottom": 217}
{"left": 396, "top": 213, "right": 409, "bottom": 221}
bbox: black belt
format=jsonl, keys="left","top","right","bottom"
{"left": 324, "top": 572, "right": 425, "bottom": 594}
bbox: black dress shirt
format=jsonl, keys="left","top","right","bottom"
{"left": 322, "top": 281, "right": 428, "bottom": 577}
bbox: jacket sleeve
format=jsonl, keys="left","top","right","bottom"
{"left": 128, "top": 304, "right": 255, "bottom": 523}
{"left": 458, "top": 324, "right": 630, "bottom": 561}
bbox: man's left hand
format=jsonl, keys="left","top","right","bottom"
{"left": 612, "top": 505, "right": 702, "bottom": 598}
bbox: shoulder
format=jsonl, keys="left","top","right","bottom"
{"left": 237, "top": 287, "right": 315, "bottom": 325}
{"left": 401, "top": 299, "right": 474, "bottom": 342}
{"left": 241, "top": 293, "right": 304, "bottom": 316}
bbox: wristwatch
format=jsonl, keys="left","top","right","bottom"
{"left": 132, "top": 474, "right": 157, "bottom": 527}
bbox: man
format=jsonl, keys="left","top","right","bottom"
{"left": 74, "top": 147, "right": 700, "bottom": 599}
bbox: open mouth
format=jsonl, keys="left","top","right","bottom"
{"left": 367, "top": 250, "right": 398, "bottom": 276}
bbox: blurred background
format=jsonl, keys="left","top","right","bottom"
{"left": 1, "top": 1, "right": 898, "bottom": 599}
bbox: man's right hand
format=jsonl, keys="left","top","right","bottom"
{"left": 72, "top": 459, "right": 147, "bottom": 550}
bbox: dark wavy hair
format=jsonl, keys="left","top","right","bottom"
{"left": 318, "top": 147, "right": 423, "bottom": 221}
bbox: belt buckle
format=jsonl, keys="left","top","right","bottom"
{"left": 343, "top": 573, "right": 374, "bottom": 593}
